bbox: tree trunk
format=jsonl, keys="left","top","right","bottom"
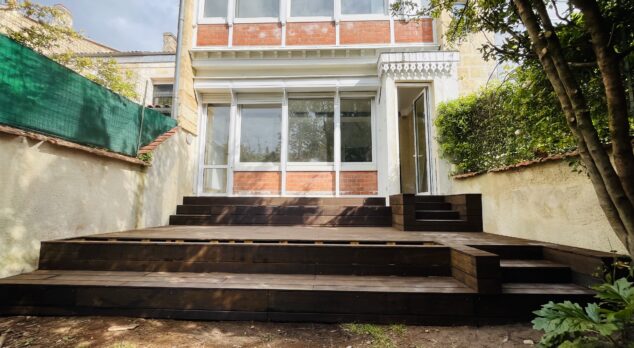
{"left": 513, "top": 0, "right": 634, "bottom": 255}
{"left": 571, "top": 0, "right": 634, "bottom": 204}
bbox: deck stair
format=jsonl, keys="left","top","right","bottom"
{"left": 170, "top": 197, "right": 392, "bottom": 227}
{"left": 0, "top": 230, "right": 602, "bottom": 324}
{"left": 391, "top": 194, "right": 483, "bottom": 232}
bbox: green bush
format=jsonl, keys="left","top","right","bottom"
{"left": 435, "top": 67, "right": 612, "bottom": 174}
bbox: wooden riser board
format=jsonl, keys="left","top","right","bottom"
{"left": 0, "top": 271, "right": 595, "bottom": 324}
{"left": 39, "top": 242, "right": 451, "bottom": 276}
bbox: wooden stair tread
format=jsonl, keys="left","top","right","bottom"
{"left": 500, "top": 260, "right": 569, "bottom": 268}
{"left": 1, "top": 271, "right": 471, "bottom": 293}
{"left": 502, "top": 283, "right": 594, "bottom": 295}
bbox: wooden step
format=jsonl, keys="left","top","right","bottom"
{"left": 169, "top": 214, "right": 392, "bottom": 227}
{"left": 0, "top": 270, "right": 594, "bottom": 324}
{"left": 414, "top": 196, "right": 447, "bottom": 203}
{"left": 415, "top": 210, "right": 461, "bottom": 220}
{"left": 501, "top": 260, "right": 571, "bottom": 283}
{"left": 176, "top": 205, "right": 392, "bottom": 216}
{"left": 415, "top": 202, "right": 453, "bottom": 210}
{"left": 38, "top": 241, "right": 450, "bottom": 276}
{"left": 182, "top": 197, "right": 387, "bottom": 206}
{"left": 472, "top": 245, "right": 544, "bottom": 260}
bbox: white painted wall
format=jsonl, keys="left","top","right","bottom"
{"left": 0, "top": 130, "right": 198, "bottom": 278}
{"left": 449, "top": 160, "right": 627, "bottom": 254}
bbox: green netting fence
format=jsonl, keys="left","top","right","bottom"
{"left": 0, "top": 34, "right": 177, "bottom": 157}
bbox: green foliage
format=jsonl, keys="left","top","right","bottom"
{"left": 137, "top": 152, "right": 153, "bottom": 164}
{"left": 533, "top": 263, "right": 634, "bottom": 347}
{"left": 2, "top": 0, "right": 138, "bottom": 100}
{"left": 341, "top": 323, "right": 406, "bottom": 348}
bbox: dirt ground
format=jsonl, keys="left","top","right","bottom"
{"left": 0, "top": 316, "right": 542, "bottom": 348}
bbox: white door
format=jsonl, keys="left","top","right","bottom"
{"left": 413, "top": 90, "right": 432, "bottom": 195}
{"left": 198, "top": 105, "right": 231, "bottom": 195}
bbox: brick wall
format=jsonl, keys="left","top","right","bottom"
{"left": 233, "top": 171, "right": 281, "bottom": 195}
{"left": 286, "top": 172, "right": 335, "bottom": 194}
{"left": 340, "top": 171, "right": 378, "bottom": 195}
{"left": 286, "top": 22, "right": 336, "bottom": 46}
{"left": 394, "top": 19, "right": 434, "bottom": 43}
{"left": 340, "top": 21, "right": 390, "bottom": 45}
{"left": 197, "top": 24, "right": 229, "bottom": 46}
{"left": 233, "top": 23, "right": 282, "bottom": 46}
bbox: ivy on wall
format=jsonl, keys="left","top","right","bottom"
{"left": 435, "top": 67, "right": 614, "bottom": 174}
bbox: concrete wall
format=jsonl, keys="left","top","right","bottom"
{"left": 0, "top": 129, "right": 198, "bottom": 278}
{"left": 449, "top": 159, "right": 627, "bottom": 254}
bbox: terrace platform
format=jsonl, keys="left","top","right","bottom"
{"left": 0, "top": 225, "right": 617, "bottom": 324}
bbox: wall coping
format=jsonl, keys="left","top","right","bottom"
{"left": 452, "top": 150, "right": 580, "bottom": 180}
{"left": 0, "top": 124, "right": 150, "bottom": 167}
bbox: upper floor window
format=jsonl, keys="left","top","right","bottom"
{"left": 203, "top": 0, "right": 228, "bottom": 17}
{"left": 341, "top": 0, "right": 386, "bottom": 15}
{"left": 152, "top": 84, "right": 174, "bottom": 117}
{"left": 236, "top": 0, "right": 279, "bottom": 18}
{"left": 290, "top": 0, "right": 333, "bottom": 17}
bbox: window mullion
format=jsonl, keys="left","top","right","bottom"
{"left": 334, "top": 90, "right": 341, "bottom": 197}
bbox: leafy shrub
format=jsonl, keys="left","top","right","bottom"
{"left": 435, "top": 67, "right": 612, "bottom": 174}
{"left": 533, "top": 263, "right": 634, "bottom": 347}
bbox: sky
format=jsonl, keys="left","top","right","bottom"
{"left": 32, "top": 0, "right": 179, "bottom": 52}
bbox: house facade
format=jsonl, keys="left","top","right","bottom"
{"left": 176, "top": 0, "right": 495, "bottom": 199}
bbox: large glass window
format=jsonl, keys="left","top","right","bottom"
{"left": 203, "top": 0, "right": 228, "bottom": 17}
{"left": 288, "top": 99, "right": 334, "bottom": 162}
{"left": 152, "top": 84, "right": 173, "bottom": 116}
{"left": 236, "top": 0, "right": 279, "bottom": 18}
{"left": 291, "top": 0, "right": 333, "bottom": 17}
{"left": 341, "top": 99, "right": 373, "bottom": 162}
{"left": 239, "top": 105, "right": 281, "bottom": 162}
{"left": 341, "top": 0, "right": 386, "bottom": 15}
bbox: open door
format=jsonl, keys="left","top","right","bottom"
{"left": 413, "top": 92, "right": 431, "bottom": 194}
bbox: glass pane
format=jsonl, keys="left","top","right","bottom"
{"left": 291, "top": 0, "right": 333, "bottom": 17}
{"left": 236, "top": 0, "right": 279, "bottom": 18}
{"left": 288, "top": 99, "right": 334, "bottom": 162}
{"left": 205, "top": 106, "right": 230, "bottom": 165}
{"left": 414, "top": 95, "right": 428, "bottom": 193}
{"left": 240, "top": 105, "right": 281, "bottom": 162}
{"left": 341, "top": 99, "right": 372, "bottom": 162}
{"left": 204, "top": 0, "right": 228, "bottom": 17}
{"left": 341, "top": 0, "right": 386, "bottom": 14}
{"left": 203, "top": 168, "right": 227, "bottom": 194}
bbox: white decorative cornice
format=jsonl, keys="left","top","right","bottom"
{"left": 377, "top": 51, "right": 459, "bottom": 79}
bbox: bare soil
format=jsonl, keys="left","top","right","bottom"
{"left": 0, "top": 316, "right": 542, "bottom": 348}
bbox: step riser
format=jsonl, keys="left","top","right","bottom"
{"left": 169, "top": 215, "right": 392, "bottom": 226}
{"left": 40, "top": 243, "right": 451, "bottom": 276}
{"left": 0, "top": 285, "right": 594, "bottom": 324}
{"left": 415, "top": 202, "right": 453, "bottom": 210}
{"left": 472, "top": 246, "right": 544, "bottom": 260}
{"left": 183, "top": 197, "right": 386, "bottom": 206}
{"left": 176, "top": 205, "right": 392, "bottom": 216}
{"left": 416, "top": 211, "right": 461, "bottom": 220}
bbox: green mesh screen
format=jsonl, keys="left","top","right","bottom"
{"left": 0, "top": 35, "right": 177, "bottom": 157}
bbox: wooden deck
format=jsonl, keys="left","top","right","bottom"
{"left": 0, "top": 224, "right": 618, "bottom": 324}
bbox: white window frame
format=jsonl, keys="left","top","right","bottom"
{"left": 233, "top": 0, "right": 281, "bottom": 23}
{"left": 339, "top": 95, "right": 377, "bottom": 172}
{"left": 234, "top": 102, "right": 283, "bottom": 172}
{"left": 197, "top": 104, "right": 233, "bottom": 196}
{"left": 286, "top": 0, "right": 335, "bottom": 22}
{"left": 198, "top": 0, "right": 231, "bottom": 24}
{"left": 339, "top": 0, "right": 390, "bottom": 21}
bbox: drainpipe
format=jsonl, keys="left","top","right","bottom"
{"left": 171, "top": 0, "right": 186, "bottom": 120}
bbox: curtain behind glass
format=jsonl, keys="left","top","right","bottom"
{"left": 205, "top": 106, "right": 230, "bottom": 165}
{"left": 288, "top": 99, "right": 334, "bottom": 162}
{"left": 341, "top": 0, "right": 386, "bottom": 14}
{"left": 291, "top": 0, "right": 333, "bottom": 17}
{"left": 204, "top": 0, "right": 228, "bottom": 17}
{"left": 236, "top": 0, "right": 279, "bottom": 18}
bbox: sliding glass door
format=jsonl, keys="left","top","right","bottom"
{"left": 200, "top": 105, "right": 230, "bottom": 194}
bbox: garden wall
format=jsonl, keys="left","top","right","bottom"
{"left": 0, "top": 128, "right": 198, "bottom": 278}
{"left": 450, "top": 159, "right": 627, "bottom": 254}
